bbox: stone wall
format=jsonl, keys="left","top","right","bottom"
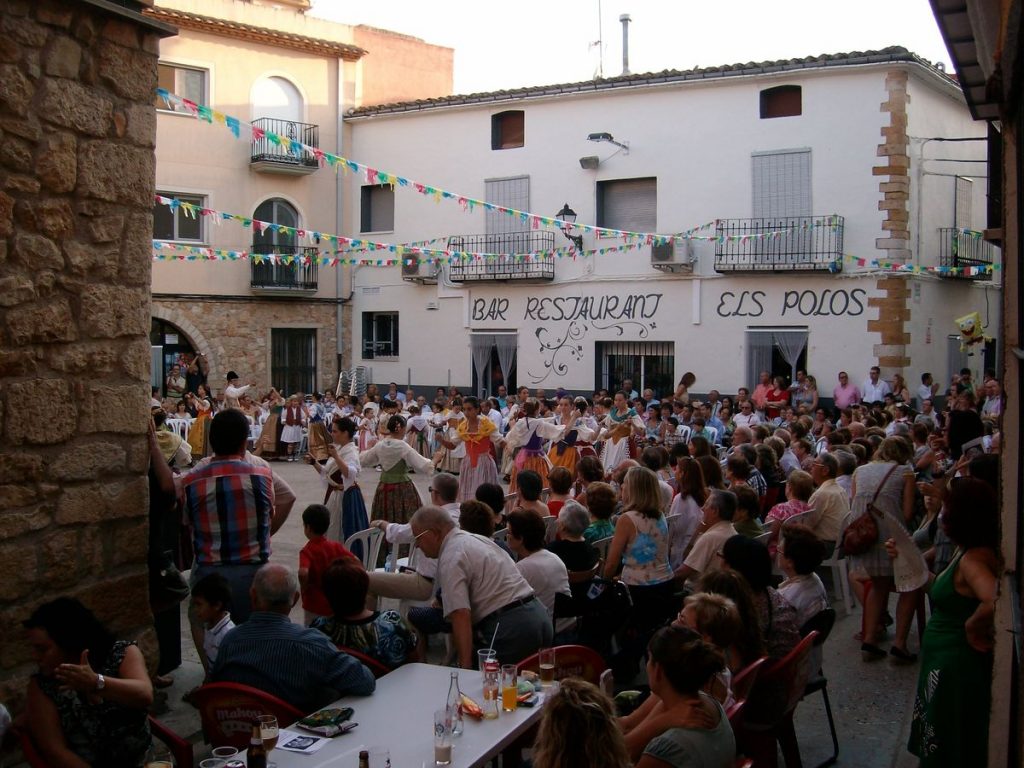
{"left": 153, "top": 297, "right": 344, "bottom": 395}
{"left": 0, "top": 0, "right": 170, "bottom": 713}
{"left": 874, "top": 69, "right": 912, "bottom": 260}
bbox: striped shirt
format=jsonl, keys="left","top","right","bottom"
{"left": 211, "top": 612, "right": 376, "bottom": 711}
{"left": 183, "top": 458, "right": 275, "bottom": 566}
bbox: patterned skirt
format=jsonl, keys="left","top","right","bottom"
{"left": 253, "top": 413, "right": 281, "bottom": 458}
{"left": 509, "top": 452, "right": 549, "bottom": 497}
{"left": 458, "top": 455, "right": 499, "bottom": 502}
{"left": 371, "top": 480, "right": 423, "bottom": 525}
{"left": 307, "top": 422, "right": 331, "bottom": 462}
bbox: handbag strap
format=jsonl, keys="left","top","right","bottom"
{"left": 867, "top": 462, "right": 901, "bottom": 515}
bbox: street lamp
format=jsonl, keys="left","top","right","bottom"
{"left": 555, "top": 202, "right": 583, "bottom": 250}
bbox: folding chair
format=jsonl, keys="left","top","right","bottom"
{"left": 801, "top": 608, "right": 839, "bottom": 768}
{"left": 191, "top": 682, "right": 304, "bottom": 749}
{"left": 542, "top": 515, "right": 559, "bottom": 544}
{"left": 591, "top": 535, "right": 614, "bottom": 563}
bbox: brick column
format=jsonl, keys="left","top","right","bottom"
{"left": 866, "top": 276, "right": 912, "bottom": 376}
{"left": 0, "top": 0, "right": 173, "bottom": 712}
{"left": 874, "top": 70, "right": 911, "bottom": 262}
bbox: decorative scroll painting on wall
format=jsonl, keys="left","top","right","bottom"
{"left": 523, "top": 293, "right": 663, "bottom": 384}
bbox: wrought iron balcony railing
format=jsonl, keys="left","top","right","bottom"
{"left": 250, "top": 246, "right": 319, "bottom": 292}
{"left": 937, "top": 228, "right": 997, "bottom": 279}
{"left": 714, "top": 215, "right": 844, "bottom": 273}
{"left": 251, "top": 118, "right": 320, "bottom": 174}
{"left": 447, "top": 232, "right": 555, "bottom": 281}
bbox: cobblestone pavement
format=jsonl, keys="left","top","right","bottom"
{"left": 156, "top": 460, "right": 920, "bottom": 767}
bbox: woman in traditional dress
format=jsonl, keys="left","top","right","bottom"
{"left": 440, "top": 396, "right": 503, "bottom": 502}
{"left": 360, "top": 414, "right": 435, "bottom": 524}
{"left": 600, "top": 390, "right": 644, "bottom": 474}
{"left": 432, "top": 398, "right": 465, "bottom": 474}
{"left": 405, "top": 404, "right": 432, "bottom": 458}
{"left": 548, "top": 396, "right": 597, "bottom": 477}
{"left": 571, "top": 397, "right": 600, "bottom": 459}
{"left": 505, "top": 397, "right": 566, "bottom": 498}
{"left": 306, "top": 391, "right": 331, "bottom": 462}
{"left": 308, "top": 416, "right": 369, "bottom": 545}
{"left": 253, "top": 387, "right": 285, "bottom": 458}
{"left": 357, "top": 403, "right": 379, "bottom": 452}
{"left": 185, "top": 384, "right": 212, "bottom": 458}
{"left": 280, "top": 394, "right": 306, "bottom": 461}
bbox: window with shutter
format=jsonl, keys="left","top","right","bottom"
{"left": 360, "top": 185, "right": 395, "bottom": 233}
{"left": 485, "top": 177, "right": 530, "bottom": 240}
{"left": 597, "top": 178, "right": 657, "bottom": 233}
{"left": 752, "top": 149, "right": 811, "bottom": 219}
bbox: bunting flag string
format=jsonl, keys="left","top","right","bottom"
{"left": 839, "top": 252, "right": 998, "bottom": 276}
{"left": 156, "top": 88, "right": 840, "bottom": 246}
{"left": 152, "top": 195, "right": 838, "bottom": 265}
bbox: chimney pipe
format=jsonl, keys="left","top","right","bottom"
{"left": 619, "top": 14, "right": 631, "bottom": 76}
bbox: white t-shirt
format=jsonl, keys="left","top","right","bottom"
{"left": 778, "top": 573, "right": 829, "bottom": 627}
{"left": 515, "top": 549, "right": 571, "bottom": 617}
{"left": 666, "top": 495, "right": 703, "bottom": 571}
{"left": 204, "top": 612, "right": 236, "bottom": 666}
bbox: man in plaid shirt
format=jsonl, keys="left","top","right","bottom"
{"left": 183, "top": 409, "right": 279, "bottom": 622}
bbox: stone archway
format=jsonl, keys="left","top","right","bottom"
{"left": 150, "top": 304, "right": 225, "bottom": 391}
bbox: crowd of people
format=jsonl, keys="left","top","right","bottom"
{"left": 13, "top": 360, "right": 1004, "bottom": 767}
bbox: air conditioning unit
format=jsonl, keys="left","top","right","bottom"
{"left": 401, "top": 259, "right": 438, "bottom": 284}
{"left": 651, "top": 240, "right": 695, "bottom": 272}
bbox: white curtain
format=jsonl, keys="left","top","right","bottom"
{"left": 493, "top": 334, "right": 518, "bottom": 390}
{"left": 745, "top": 332, "right": 774, "bottom": 390}
{"left": 471, "top": 335, "right": 495, "bottom": 397}
{"left": 773, "top": 330, "right": 808, "bottom": 384}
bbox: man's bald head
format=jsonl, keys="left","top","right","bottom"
{"left": 251, "top": 563, "right": 300, "bottom": 614}
{"left": 733, "top": 426, "right": 752, "bottom": 445}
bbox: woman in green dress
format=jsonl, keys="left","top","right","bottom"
{"left": 890, "top": 477, "right": 999, "bottom": 766}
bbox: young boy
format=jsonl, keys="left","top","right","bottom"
{"left": 191, "top": 572, "right": 235, "bottom": 675}
{"left": 299, "top": 503, "right": 355, "bottom": 624}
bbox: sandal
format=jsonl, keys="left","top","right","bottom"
{"left": 861, "top": 642, "right": 886, "bottom": 661}
{"left": 890, "top": 646, "right": 918, "bottom": 664}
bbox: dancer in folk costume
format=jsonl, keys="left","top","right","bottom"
{"left": 280, "top": 394, "right": 307, "bottom": 461}
{"left": 439, "top": 396, "right": 503, "bottom": 502}
{"left": 185, "top": 384, "right": 213, "bottom": 458}
{"left": 600, "top": 391, "right": 645, "bottom": 474}
{"left": 505, "top": 397, "right": 566, "bottom": 498}
{"left": 405, "top": 404, "right": 432, "bottom": 458}
{"left": 571, "top": 397, "right": 600, "bottom": 460}
{"left": 253, "top": 387, "right": 285, "bottom": 458}
{"left": 307, "top": 416, "right": 369, "bottom": 546}
{"left": 547, "top": 396, "right": 598, "bottom": 477}
{"left": 360, "top": 414, "right": 435, "bottom": 524}
{"left": 432, "top": 399, "right": 465, "bottom": 474}
{"left": 357, "top": 403, "right": 380, "bottom": 452}
{"left": 306, "top": 391, "right": 331, "bottom": 462}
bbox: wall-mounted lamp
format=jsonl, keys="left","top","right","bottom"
{"left": 579, "top": 155, "right": 600, "bottom": 170}
{"left": 587, "top": 131, "right": 630, "bottom": 153}
{"left": 555, "top": 203, "right": 583, "bottom": 251}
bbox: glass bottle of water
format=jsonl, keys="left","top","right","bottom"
{"left": 446, "top": 671, "right": 464, "bottom": 736}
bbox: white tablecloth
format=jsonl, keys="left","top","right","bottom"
{"left": 270, "top": 662, "right": 544, "bottom": 768}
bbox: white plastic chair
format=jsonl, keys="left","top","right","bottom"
{"left": 675, "top": 425, "right": 692, "bottom": 444}
{"left": 344, "top": 527, "right": 385, "bottom": 571}
{"left": 166, "top": 418, "right": 190, "bottom": 441}
{"left": 492, "top": 528, "right": 509, "bottom": 545}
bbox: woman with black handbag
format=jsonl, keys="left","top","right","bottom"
{"left": 845, "top": 436, "right": 917, "bottom": 662}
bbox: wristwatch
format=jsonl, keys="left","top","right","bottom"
{"left": 95, "top": 674, "right": 106, "bottom": 691}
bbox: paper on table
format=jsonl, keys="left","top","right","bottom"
{"left": 276, "top": 728, "right": 330, "bottom": 754}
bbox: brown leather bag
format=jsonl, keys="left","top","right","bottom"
{"left": 841, "top": 463, "right": 900, "bottom": 556}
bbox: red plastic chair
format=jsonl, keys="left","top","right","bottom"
{"left": 191, "top": 682, "right": 304, "bottom": 749}
{"left": 736, "top": 632, "right": 819, "bottom": 768}
{"left": 337, "top": 644, "right": 394, "bottom": 679}
{"left": 18, "top": 716, "right": 194, "bottom": 768}
{"left": 730, "top": 655, "right": 769, "bottom": 705}
{"left": 516, "top": 644, "right": 606, "bottom": 685}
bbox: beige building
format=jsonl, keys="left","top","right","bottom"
{"left": 146, "top": 0, "right": 451, "bottom": 398}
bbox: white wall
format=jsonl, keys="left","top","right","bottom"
{"left": 345, "top": 62, "right": 995, "bottom": 394}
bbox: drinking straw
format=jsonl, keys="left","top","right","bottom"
{"left": 488, "top": 623, "right": 500, "bottom": 652}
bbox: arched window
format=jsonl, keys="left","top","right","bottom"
{"left": 252, "top": 76, "right": 304, "bottom": 123}
{"left": 759, "top": 85, "right": 802, "bottom": 119}
{"left": 252, "top": 198, "right": 299, "bottom": 253}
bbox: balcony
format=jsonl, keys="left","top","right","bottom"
{"left": 250, "top": 246, "right": 319, "bottom": 294}
{"left": 250, "top": 118, "right": 320, "bottom": 175}
{"left": 938, "top": 228, "right": 997, "bottom": 279}
{"left": 714, "top": 215, "right": 844, "bottom": 273}
{"left": 447, "top": 232, "right": 555, "bottom": 282}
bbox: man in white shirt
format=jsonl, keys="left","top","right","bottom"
{"left": 732, "top": 400, "right": 761, "bottom": 429}
{"left": 807, "top": 452, "right": 850, "bottom": 549}
{"left": 916, "top": 372, "right": 938, "bottom": 409}
{"left": 411, "top": 506, "right": 552, "bottom": 667}
{"left": 481, "top": 397, "right": 504, "bottom": 431}
{"left": 224, "top": 371, "right": 253, "bottom": 409}
{"left": 673, "top": 489, "right": 739, "bottom": 585}
{"left": 366, "top": 472, "right": 461, "bottom": 604}
{"left": 506, "top": 510, "right": 570, "bottom": 618}
{"left": 861, "top": 366, "right": 891, "bottom": 405}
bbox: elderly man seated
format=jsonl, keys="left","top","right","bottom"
{"left": 212, "top": 564, "right": 375, "bottom": 712}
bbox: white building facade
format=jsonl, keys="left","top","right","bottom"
{"left": 344, "top": 48, "right": 1000, "bottom": 400}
